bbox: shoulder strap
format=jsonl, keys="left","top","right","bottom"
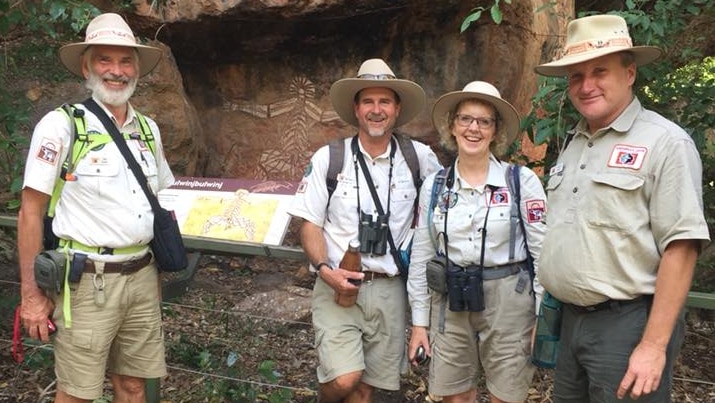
{"left": 427, "top": 166, "right": 450, "bottom": 251}
{"left": 393, "top": 132, "right": 421, "bottom": 188}
{"left": 135, "top": 111, "right": 156, "bottom": 155}
{"left": 47, "top": 104, "right": 85, "bottom": 217}
{"left": 326, "top": 137, "right": 346, "bottom": 202}
{"left": 506, "top": 164, "right": 536, "bottom": 288}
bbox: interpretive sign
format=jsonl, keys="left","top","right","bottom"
{"left": 158, "top": 177, "right": 298, "bottom": 246}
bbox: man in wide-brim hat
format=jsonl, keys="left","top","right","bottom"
{"left": 289, "top": 58, "right": 440, "bottom": 402}
{"left": 536, "top": 14, "right": 709, "bottom": 402}
{"left": 18, "top": 12, "right": 174, "bottom": 402}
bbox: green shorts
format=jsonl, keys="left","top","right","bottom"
{"left": 53, "top": 262, "right": 166, "bottom": 400}
{"left": 311, "top": 276, "right": 406, "bottom": 391}
{"left": 428, "top": 270, "right": 536, "bottom": 401}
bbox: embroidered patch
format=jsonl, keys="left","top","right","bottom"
{"left": 36, "top": 138, "right": 60, "bottom": 165}
{"left": 438, "top": 190, "right": 458, "bottom": 212}
{"left": 302, "top": 162, "right": 313, "bottom": 177}
{"left": 526, "top": 199, "right": 546, "bottom": 223}
{"left": 607, "top": 144, "right": 647, "bottom": 170}
{"left": 490, "top": 188, "right": 510, "bottom": 206}
{"left": 296, "top": 179, "right": 308, "bottom": 194}
{"left": 549, "top": 162, "right": 564, "bottom": 177}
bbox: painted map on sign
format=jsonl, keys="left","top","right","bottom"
{"left": 157, "top": 177, "right": 298, "bottom": 245}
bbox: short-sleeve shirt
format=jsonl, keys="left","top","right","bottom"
{"left": 539, "top": 97, "right": 710, "bottom": 306}
{"left": 23, "top": 97, "right": 175, "bottom": 259}
{"left": 407, "top": 155, "right": 547, "bottom": 326}
{"left": 289, "top": 135, "right": 440, "bottom": 276}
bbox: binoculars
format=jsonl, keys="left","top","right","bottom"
{"left": 358, "top": 211, "right": 389, "bottom": 256}
{"left": 446, "top": 264, "right": 485, "bottom": 312}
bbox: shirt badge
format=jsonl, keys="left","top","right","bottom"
{"left": 608, "top": 144, "right": 647, "bottom": 170}
{"left": 36, "top": 138, "right": 60, "bottom": 165}
{"left": 526, "top": 199, "right": 546, "bottom": 223}
{"left": 302, "top": 162, "right": 313, "bottom": 177}
{"left": 296, "top": 179, "right": 308, "bottom": 194}
{"left": 549, "top": 162, "right": 564, "bottom": 177}
{"left": 490, "top": 188, "right": 510, "bottom": 206}
{"left": 438, "top": 190, "right": 458, "bottom": 212}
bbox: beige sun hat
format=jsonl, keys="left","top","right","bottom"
{"left": 59, "top": 13, "right": 162, "bottom": 78}
{"left": 432, "top": 81, "right": 521, "bottom": 146}
{"left": 535, "top": 14, "right": 662, "bottom": 77}
{"left": 329, "top": 58, "right": 426, "bottom": 127}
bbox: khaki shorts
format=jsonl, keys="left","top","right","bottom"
{"left": 312, "top": 275, "right": 406, "bottom": 391}
{"left": 53, "top": 262, "right": 166, "bottom": 400}
{"left": 428, "top": 270, "right": 536, "bottom": 402}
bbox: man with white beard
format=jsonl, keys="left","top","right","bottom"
{"left": 17, "top": 13, "right": 174, "bottom": 403}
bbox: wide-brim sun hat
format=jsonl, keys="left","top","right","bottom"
{"left": 59, "top": 13, "right": 162, "bottom": 78}
{"left": 432, "top": 81, "right": 521, "bottom": 147}
{"left": 535, "top": 14, "right": 662, "bottom": 77}
{"left": 329, "top": 58, "right": 426, "bottom": 128}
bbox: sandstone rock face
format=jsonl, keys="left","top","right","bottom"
{"left": 120, "top": 0, "right": 571, "bottom": 179}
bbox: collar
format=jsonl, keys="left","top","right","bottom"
{"left": 453, "top": 154, "right": 508, "bottom": 190}
{"left": 573, "top": 96, "right": 642, "bottom": 139}
{"left": 90, "top": 95, "right": 138, "bottom": 129}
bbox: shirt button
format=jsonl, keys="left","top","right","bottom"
{"left": 588, "top": 142, "right": 594, "bottom": 148}
{"left": 580, "top": 164, "right": 586, "bottom": 169}
{"left": 572, "top": 187, "right": 578, "bottom": 193}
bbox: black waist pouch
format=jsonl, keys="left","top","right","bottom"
{"left": 151, "top": 208, "right": 188, "bottom": 272}
{"left": 446, "top": 263, "right": 485, "bottom": 312}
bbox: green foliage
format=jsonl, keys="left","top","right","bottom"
{"left": 0, "top": 1, "right": 101, "bottom": 211}
{"left": 460, "top": 0, "right": 512, "bottom": 32}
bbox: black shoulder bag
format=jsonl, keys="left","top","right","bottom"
{"left": 83, "top": 99, "right": 187, "bottom": 272}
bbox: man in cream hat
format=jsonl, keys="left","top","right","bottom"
{"left": 289, "top": 58, "right": 440, "bottom": 402}
{"left": 536, "top": 14, "right": 709, "bottom": 402}
{"left": 18, "top": 12, "right": 174, "bottom": 402}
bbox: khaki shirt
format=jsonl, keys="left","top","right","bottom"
{"left": 539, "top": 97, "right": 710, "bottom": 306}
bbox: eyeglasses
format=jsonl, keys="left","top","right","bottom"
{"left": 357, "top": 73, "right": 396, "bottom": 80}
{"left": 454, "top": 114, "right": 496, "bottom": 129}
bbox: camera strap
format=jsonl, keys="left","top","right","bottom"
{"left": 351, "top": 136, "right": 407, "bottom": 276}
{"left": 441, "top": 160, "right": 492, "bottom": 271}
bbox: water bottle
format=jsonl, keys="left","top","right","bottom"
{"left": 532, "top": 291, "right": 562, "bottom": 368}
{"left": 335, "top": 239, "right": 361, "bottom": 307}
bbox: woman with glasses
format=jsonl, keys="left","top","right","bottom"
{"left": 406, "top": 81, "right": 547, "bottom": 403}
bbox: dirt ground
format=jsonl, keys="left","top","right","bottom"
{"left": 1, "top": 253, "right": 714, "bottom": 402}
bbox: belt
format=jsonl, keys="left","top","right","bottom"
{"left": 362, "top": 271, "right": 394, "bottom": 282}
{"left": 84, "top": 253, "right": 153, "bottom": 275}
{"left": 60, "top": 239, "right": 148, "bottom": 256}
{"left": 461, "top": 262, "right": 524, "bottom": 281}
{"left": 566, "top": 295, "right": 652, "bottom": 314}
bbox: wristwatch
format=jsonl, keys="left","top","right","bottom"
{"left": 315, "top": 262, "right": 332, "bottom": 274}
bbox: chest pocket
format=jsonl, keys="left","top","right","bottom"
{"left": 587, "top": 172, "right": 645, "bottom": 231}
{"left": 391, "top": 181, "right": 417, "bottom": 205}
{"left": 545, "top": 172, "right": 564, "bottom": 192}
{"left": 74, "top": 149, "right": 120, "bottom": 177}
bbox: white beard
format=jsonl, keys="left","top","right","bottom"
{"left": 85, "top": 71, "right": 137, "bottom": 106}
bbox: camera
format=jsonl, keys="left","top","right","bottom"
{"left": 358, "top": 211, "right": 389, "bottom": 256}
